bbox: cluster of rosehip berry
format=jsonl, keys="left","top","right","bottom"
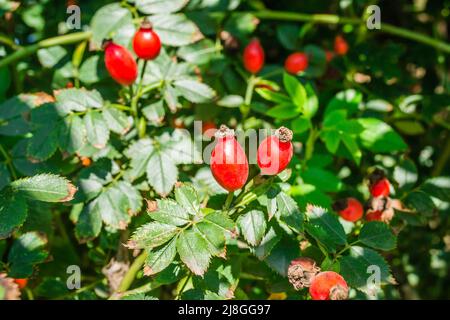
{"left": 103, "top": 19, "right": 161, "bottom": 86}
{"left": 210, "top": 125, "right": 293, "bottom": 191}
{"left": 242, "top": 35, "right": 349, "bottom": 75}
{"left": 332, "top": 168, "right": 401, "bottom": 223}
{"left": 287, "top": 257, "right": 349, "bottom": 300}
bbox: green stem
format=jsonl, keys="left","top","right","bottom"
{"left": 432, "top": 133, "right": 450, "bottom": 177}
{"left": 116, "top": 251, "right": 147, "bottom": 293}
{"left": 114, "top": 281, "right": 163, "bottom": 299}
{"left": 223, "top": 192, "right": 234, "bottom": 211}
{"left": 244, "top": 75, "right": 256, "bottom": 106}
{"left": 176, "top": 273, "right": 192, "bottom": 300}
{"left": 0, "top": 33, "right": 20, "bottom": 50}
{"left": 250, "top": 10, "right": 450, "bottom": 54}
{"left": 0, "top": 143, "right": 17, "bottom": 180}
{"left": 0, "top": 31, "right": 92, "bottom": 69}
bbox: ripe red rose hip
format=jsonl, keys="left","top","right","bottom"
{"left": 365, "top": 210, "right": 383, "bottom": 222}
{"left": 243, "top": 39, "right": 265, "bottom": 74}
{"left": 334, "top": 35, "right": 349, "bottom": 56}
{"left": 210, "top": 125, "right": 249, "bottom": 191}
{"left": 309, "top": 271, "right": 349, "bottom": 300}
{"left": 332, "top": 197, "right": 363, "bottom": 222}
{"left": 370, "top": 178, "right": 390, "bottom": 197}
{"left": 257, "top": 127, "right": 293, "bottom": 175}
{"left": 284, "top": 52, "right": 308, "bottom": 74}
{"left": 14, "top": 278, "right": 28, "bottom": 289}
{"left": 132, "top": 19, "right": 161, "bottom": 60}
{"left": 103, "top": 41, "right": 138, "bottom": 86}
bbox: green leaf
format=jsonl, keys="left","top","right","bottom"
{"left": 393, "top": 158, "right": 418, "bottom": 190}
{"left": 341, "top": 134, "right": 362, "bottom": 165}
{"left": 90, "top": 3, "right": 134, "bottom": 48}
{"left": 359, "top": 222, "right": 396, "bottom": 251}
{"left": 177, "top": 39, "right": 220, "bottom": 65}
{"left": 11, "top": 174, "right": 76, "bottom": 202}
{"left": 150, "top": 14, "right": 203, "bottom": 46}
{"left": 96, "top": 184, "right": 132, "bottom": 230}
{"left": 276, "top": 23, "right": 300, "bottom": 51}
{"left": 150, "top": 199, "right": 191, "bottom": 226}
{"left": 75, "top": 200, "right": 102, "bottom": 242}
{"left": 202, "top": 211, "right": 236, "bottom": 236}
{"left": 142, "top": 101, "right": 165, "bottom": 126}
{"left": 404, "top": 191, "right": 436, "bottom": 217}
{"left": 115, "top": 181, "right": 143, "bottom": 214}
{"left": 217, "top": 95, "right": 244, "bottom": 108}
{"left": 37, "top": 46, "right": 67, "bottom": 68}
{"left": 283, "top": 72, "right": 306, "bottom": 109}
{"left": 75, "top": 158, "right": 114, "bottom": 201}
{"left": 7, "top": 232, "right": 49, "bottom": 278}
{"left": 253, "top": 227, "right": 281, "bottom": 260}
{"left": 305, "top": 206, "right": 346, "bottom": 253}
{"left": 340, "top": 246, "right": 394, "bottom": 295}
{"left": 301, "top": 167, "right": 342, "bottom": 193}
{"left": 125, "top": 138, "right": 154, "bottom": 181}
{"left": 194, "top": 222, "right": 226, "bottom": 257}
{"left": 266, "top": 103, "right": 301, "bottom": 120}
{"left": 419, "top": 177, "right": 450, "bottom": 202}
{"left": 147, "top": 149, "right": 178, "bottom": 196}
{"left": 144, "top": 238, "right": 177, "bottom": 276}
{"left": 102, "top": 107, "right": 131, "bottom": 135}
{"left": 173, "top": 79, "right": 215, "bottom": 103}
{"left": 174, "top": 184, "right": 200, "bottom": 215}
{"left": 358, "top": 118, "right": 407, "bottom": 153}
{"left": 322, "top": 131, "right": 341, "bottom": 154}
{"left": 303, "top": 83, "right": 319, "bottom": 118}
{"left": 263, "top": 238, "right": 300, "bottom": 276}
{"left": 177, "top": 228, "right": 211, "bottom": 276}
{"left": 275, "top": 192, "right": 304, "bottom": 233}
{"left": 0, "top": 191, "right": 28, "bottom": 239}
{"left": 55, "top": 89, "right": 103, "bottom": 113}
{"left": 84, "top": 110, "right": 110, "bottom": 149}
{"left": 0, "top": 163, "right": 11, "bottom": 191}
{"left": 325, "top": 89, "right": 362, "bottom": 116}
{"left": 79, "top": 55, "right": 108, "bottom": 84}
{"left": 255, "top": 88, "right": 291, "bottom": 104}
{"left": 0, "top": 96, "right": 31, "bottom": 136}
{"left": 58, "top": 115, "right": 86, "bottom": 154}
{"left": 238, "top": 210, "right": 266, "bottom": 246}
{"left": 130, "top": 222, "right": 179, "bottom": 250}
{"left": 135, "top": 0, "right": 188, "bottom": 14}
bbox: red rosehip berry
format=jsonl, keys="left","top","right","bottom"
{"left": 370, "top": 178, "right": 390, "bottom": 197}
{"left": 132, "top": 19, "right": 161, "bottom": 60}
{"left": 257, "top": 127, "right": 293, "bottom": 175}
{"left": 334, "top": 35, "right": 349, "bottom": 56}
{"left": 103, "top": 40, "right": 138, "bottom": 86}
{"left": 333, "top": 197, "right": 364, "bottom": 222}
{"left": 243, "top": 39, "right": 265, "bottom": 74}
{"left": 210, "top": 125, "right": 249, "bottom": 192}
{"left": 365, "top": 210, "right": 383, "bottom": 222}
{"left": 284, "top": 52, "right": 308, "bottom": 74}
{"left": 325, "top": 50, "right": 335, "bottom": 62}
{"left": 309, "top": 271, "right": 349, "bottom": 300}
{"left": 202, "top": 121, "right": 217, "bottom": 138}
{"left": 14, "top": 278, "right": 28, "bottom": 289}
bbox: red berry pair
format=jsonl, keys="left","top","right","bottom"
{"left": 210, "top": 126, "right": 294, "bottom": 191}
{"left": 103, "top": 19, "right": 161, "bottom": 85}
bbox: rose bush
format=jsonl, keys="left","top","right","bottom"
{"left": 0, "top": 0, "right": 449, "bottom": 300}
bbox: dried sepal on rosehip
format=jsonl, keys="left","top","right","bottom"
{"left": 309, "top": 271, "right": 349, "bottom": 300}
{"left": 257, "top": 126, "right": 294, "bottom": 175}
{"left": 287, "top": 257, "right": 321, "bottom": 290}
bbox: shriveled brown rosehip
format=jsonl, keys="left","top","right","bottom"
{"left": 288, "top": 257, "right": 321, "bottom": 290}
{"left": 309, "top": 271, "right": 349, "bottom": 300}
